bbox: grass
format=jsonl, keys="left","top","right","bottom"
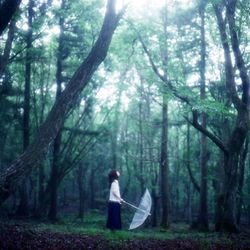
{"left": 31, "top": 223, "right": 236, "bottom": 249}
{"left": 2, "top": 211, "right": 246, "bottom": 248}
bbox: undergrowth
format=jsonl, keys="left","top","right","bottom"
{"left": 1, "top": 211, "right": 237, "bottom": 246}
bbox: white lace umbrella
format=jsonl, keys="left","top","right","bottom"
{"left": 123, "top": 189, "right": 152, "bottom": 230}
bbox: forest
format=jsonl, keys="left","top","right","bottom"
{"left": 0, "top": 0, "right": 250, "bottom": 249}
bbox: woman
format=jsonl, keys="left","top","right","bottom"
{"left": 106, "top": 170, "right": 123, "bottom": 230}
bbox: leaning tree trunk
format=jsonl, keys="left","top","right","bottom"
{"left": 0, "top": 0, "right": 21, "bottom": 36}
{"left": 0, "top": 0, "right": 123, "bottom": 205}
{"left": 0, "top": 19, "right": 16, "bottom": 78}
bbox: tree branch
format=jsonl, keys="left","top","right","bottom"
{"left": 185, "top": 110, "right": 229, "bottom": 155}
{"left": 213, "top": 3, "right": 242, "bottom": 110}
{"left": 226, "top": 0, "right": 250, "bottom": 107}
{"left": 133, "top": 23, "right": 229, "bottom": 155}
{"left": 137, "top": 31, "right": 192, "bottom": 105}
{"left": 186, "top": 162, "right": 200, "bottom": 193}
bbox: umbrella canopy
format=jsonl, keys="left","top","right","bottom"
{"left": 129, "top": 189, "right": 152, "bottom": 230}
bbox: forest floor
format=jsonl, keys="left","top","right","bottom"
{"left": 0, "top": 214, "right": 250, "bottom": 250}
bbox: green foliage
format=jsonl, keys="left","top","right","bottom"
{"left": 0, "top": 0, "right": 250, "bottom": 233}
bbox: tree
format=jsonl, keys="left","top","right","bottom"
{"left": 160, "top": 93, "right": 170, "bottom": 228}
{"left": 196, "top": 0, "right": 208, "bottom": 231}
{"left": 16, "top": 0, "right": 34, "bottom": 217}
{"left": 47, "top": 0, "right": 65, "bottom": 221}
{"left": 0, "top": 0, "right": 21, "bottom": 36}
{"left": 159, "top": 5, "right": 170, "bottom": 229}
{"left": 135, "top": 0, "right": 249, "bottom": 232}
{"left": 0, "top": 0, "right": 125, "bottom": 205}
{"left": 208, "top": 0, "right": 250, "bottom": 232}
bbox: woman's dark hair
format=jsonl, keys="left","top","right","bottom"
{"left": 108, "top": 170, "right": 119, "bottom": 187}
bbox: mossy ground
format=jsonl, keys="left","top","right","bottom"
{"left": 0, "top": 212, "right": 249, "bottom": 249}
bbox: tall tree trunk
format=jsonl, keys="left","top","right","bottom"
{"left": 159, "top": 6, "right": 170, "bottom": 228}
{"left": 212, "top": 1, "right": 250, "bottom": 232}
{"left": 145, "top": 88, "right": 159, "bottom": 227}
{"left": 196, "top": 0, "right": 208, "bottom": 231}
{"left": 236, "top": 138, "right": 248, "bottom": 224}
{"left": 48, "top": 3, "right": 64, "bottom": 221}
{"left": 111, "top": 92, "right": 121, "bottom": 170}
{"left": 160, "top": 94, "right": 170, "bottom": 228}
{"left": 213, "top": 152, "right": 224, "bottom": 231}
{"left": 215, "top": 112, "right": 248, "bottom": 232}
{"left": 213, "top": 123, "right": 248, "bottom": 233}
{"left": 173, "top": 129, "right": 180, "bottom": 220}
{"left": 122, "top": 119, "right": 132, "bottom": 198}
{"left": 16, "top": 0, "right": 34, "bottom": 216}
{"left": 187, "top": 181, "right": 192, "bottom": 224}
{"left": 221, "top": 153, "right": 239, "bottom": 232}
{"left": 78, "top": 164, "right": 85, "bottom": 220}
{"left": 138, "top": 101, "right": 145, "bottom": 194}
{"left": 89, "top": 168, "right": 96, "bottom": 209}
{"left": 23, "top": 0, "right": 33, "bottom": 151}
{"left": 186, "top": 123, "right": 192, "bottom": 223}
{"left": 151, "top": 187, "right": 158, "bottom": 227}
{"left": 188, "top": 129, "right": 208, "bottom": 230}
{"left": 248, "top": 158, "right": 250, "bottom": 226}
{"left": 186, "top": 123, "right": 200, "bottom": 194}
{"left": 0, "top": 0, "right": 123, "bottom": 205}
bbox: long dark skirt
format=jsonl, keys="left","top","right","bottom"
{"left": 106, "top": 201, "right": 122, "bottom": 230}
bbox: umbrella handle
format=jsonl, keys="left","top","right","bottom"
{"left": 123, "top": 200, "right": 151, "bottom": 215}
